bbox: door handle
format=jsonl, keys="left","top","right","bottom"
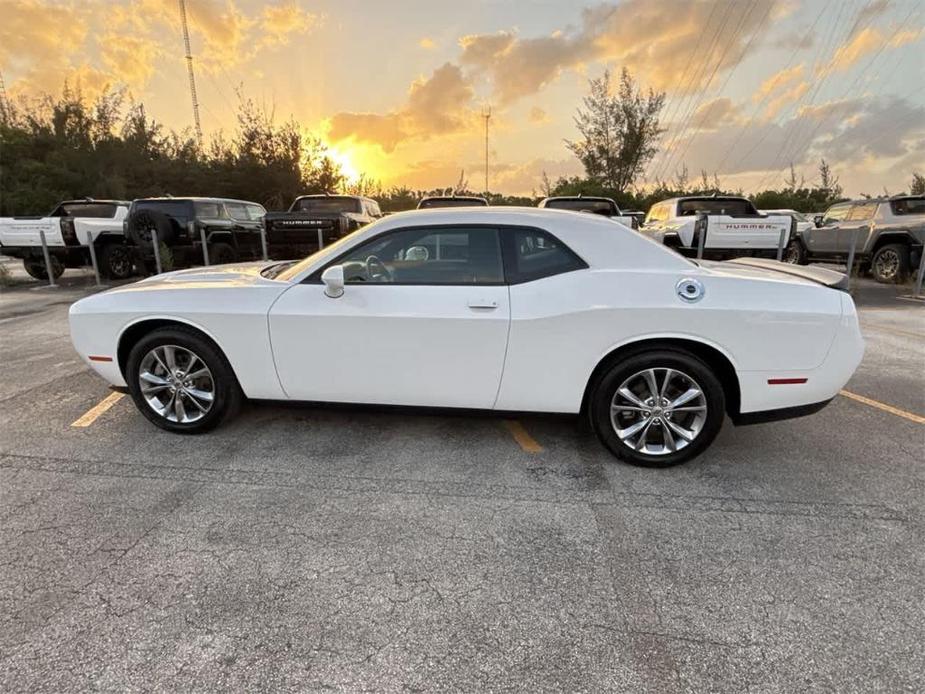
{"left": 467, "top": 300, "right": 498, "bottom": 309}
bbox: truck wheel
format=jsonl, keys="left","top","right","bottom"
{"left": 99, "top": 244, "right": 134, "bottom": 279}
{"left": 871, "top": 244, "right": 909, "bottom": 284}
{"left": 783, "top": 239, "right": 807, "bottom": 265}
{"left": 127, "top": 210, "right": 175, "bottom": 247}
{"left": 24, "top": 256, "right": 64, "bottom": 280}
{"left": 207, "top": 242, "right": 236, "bottom": 265}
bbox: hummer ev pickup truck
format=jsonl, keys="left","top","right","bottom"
{"left": 785, "top": 195, "right": 924, "bottom": 283}
{"left": 0, "top": 199, "right": 132, "bottom": 280}
{"left": 642, "top": 196, "right": 793, "bottom": 259}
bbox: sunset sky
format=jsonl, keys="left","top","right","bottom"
{"left": 2, "top": 0, "right": 924, "bottom": 196}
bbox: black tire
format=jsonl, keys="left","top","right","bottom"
{"left": 125, "top": 326, "right": 243, "bottom": 434}
{"left": 590, "top": 349, "right": 725, "bottom": 467}
{"left": 98, "top": 243, "right": 135, "bottom": 279}
{"left": 871, "top": 244, "right": 910, "bottom": 284}
{"left": 783, "top": 239, "right": 807, "bottom": 265}
{"left": 208, "top": 241, "right": 237, "bottom": 265}
{"left": 127, "top": 210, "right": 176, "bottom": 247}
{"left": 24, "top": 256, "right": 64, "bottom": 280}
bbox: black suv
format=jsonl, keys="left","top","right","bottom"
{"left": 125, "top": 197, "right": 267, "bottom": 268}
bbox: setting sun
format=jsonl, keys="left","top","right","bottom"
{"left": 323, "top": 144, "right": 362, "bottom": 185}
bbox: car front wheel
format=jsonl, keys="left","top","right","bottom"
{"left": 126, "top": 327, "right": 242, "bottom": 433}
{"left": 590, "top": 350, "right": 725, "bottom": 467}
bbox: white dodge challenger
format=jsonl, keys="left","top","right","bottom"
{"left": 69, "top": 207, "right": 864, "bottom": 467}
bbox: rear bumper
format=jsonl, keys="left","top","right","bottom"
{"left": 736, "top": 292, "right": 864, "bottom": 415}
{"left": 732, "top": 398, "right": 833, "bottom": 425}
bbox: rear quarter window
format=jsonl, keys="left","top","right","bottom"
{"left": 890, "top": 197, "right": 925, "bottom": 215}
{"left": 503, "top": 228, "right": 588, "bottom": 284}
{"left": 53, "top": 203, "right": 119, "bottom": 218}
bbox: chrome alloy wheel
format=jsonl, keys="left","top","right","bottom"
{"left": 610, "top": 368, "right": 707, "bottom": 456}
{"left": 874, "top": 248, "right": 899, "bottom": 280}
{"left": 138, "top": 345, "right": 214, "bottom": 424}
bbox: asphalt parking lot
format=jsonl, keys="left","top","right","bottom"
{"left": 1, "top": 268, "right": 923, "bottom": 692}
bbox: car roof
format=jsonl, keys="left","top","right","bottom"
{"left": 420, "top": 195, "right": 487, "bottom": 202}
{"left": 293, "top": 194, "right": 376, "bottom": 202}
{"left": 132, "top": 197, "right": 263, "bottom": 204}
{"left": 540, "top": 196, "right": 615, "bottom": 203}
{"left": 659, "top": 196, "right": 750, "bottom": 203}
{"left": 288, "top": 207, "right": 692, "bottom": 282}
{"left": 60, "top": 199, "right": 130, "bottom": 205}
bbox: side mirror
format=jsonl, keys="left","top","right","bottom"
{"left": 321, "top": 265, "right": 344, "bottom": 298}
{"left": 814, "top": 215, "right": 824, "bottom": 228}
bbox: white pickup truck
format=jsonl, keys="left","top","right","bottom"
{"left": 0, "top": 199, "right": 133, "bottom": 280}
{"left": 538, "top": 196, "right": 639, "bottom": 229}
{"left": 641, "top": 196, "right": 793, "bottom": 259}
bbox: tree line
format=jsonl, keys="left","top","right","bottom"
{"left": 1, "top": 79, "right": 922, "bottom": 218}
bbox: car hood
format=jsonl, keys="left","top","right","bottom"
{"left": 132, "top": 261, "right": 286, "bottom": 287}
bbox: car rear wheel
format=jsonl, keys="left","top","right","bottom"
{"left": 590, "top": 350, "right": 725, "bottom": 467}
{"left": 126, "top": 327, "right": 242, "bottom": 433}
{"left": 871, "top": 244, "right": 909, "bottom": 284}
{"left": 24, "top": 256, "right": 64, "bottom": 280}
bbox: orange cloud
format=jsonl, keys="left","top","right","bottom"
{"left": 329, "top": 63, "right": 474, "bottom": 152}
{"left": 419, "top": 37, "right": 436, "bottom": 49}
{"left": 754, "top": 64, "right": 804, "bottom": 102}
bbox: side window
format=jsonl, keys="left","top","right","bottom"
{"left": 225, "top": 202, "right": 248, "bottom": 220}
{"left": 333, "top": 226, "right": 503, "bottom": 285}
{"left": 247, "top": 204, "right": 266, "bottom": 221}
{"left": 846, "top": 202, "right": 876, "bottom": 221}
{"left": 503, "top": 228, "right": 587, "bottom": 284}
{"left": 367, "top": 201, "right": 382, "bottom": 218}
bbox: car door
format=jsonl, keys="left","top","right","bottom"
{"left": 838, "top": 202, "right": 877, "bottom": 256}
{"left": 268, "top": 225, "right": 511, "bottom": 408}
{"left": 808, "top": 203, "right": 850, "bottom": 255}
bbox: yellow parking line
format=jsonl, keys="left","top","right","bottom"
{"left": 503, "top": 420, "right": 544, "bottom": 453}
{"left": 71, "top": 392, "right": 125, "bottom": 427}
{"left": 840, "top": 390, "right": 925, "bottom": 425}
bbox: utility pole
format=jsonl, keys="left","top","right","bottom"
{"left": 482, "top": 105, "right": 491, "bottom": 194}
{"left": 0, "top": 70, "right": 10, "bottom": 125}
{"left": 178, "top": 0, "right": 203, "bottom": 147}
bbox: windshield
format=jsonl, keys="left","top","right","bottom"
{"left": 293, "top": 197, "right": 361, "bottom": 214}
{"left": 545, "top": 199, "right": 618, "bottom": 215}
{"left": 678, "top": 199, "right": 756, "bottom": 216}
{"left": 418, "top": 198, "right": 487, "bottom": 208}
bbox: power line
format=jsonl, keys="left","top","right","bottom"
{"left": 752, "top": 0, "right": 913, "bottom": 191}
{"left": 713, "top": 0, "right": 830, "bottom": 174}
{"left": 178, "top": 0, "right": 203, "bottom": 147}
{"left": 644, "top": 0, "right": 722, "bottom": 181}
{"left": 666, "top": 0, "right": 775, "bottom": 179}
{"left": 740, "top": 0, "right": 861, "bottom": 191}
{"left": 648, "top": 0, "right": 756, "bottom": 182}
{"left": 646, "top": 0, "right": 730, "bottom": 182}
